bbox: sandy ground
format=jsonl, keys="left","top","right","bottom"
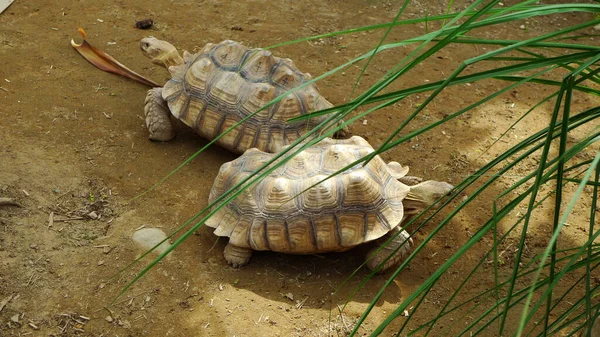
{"left": 1, "top": 0, "right": 599, "bottom": 336}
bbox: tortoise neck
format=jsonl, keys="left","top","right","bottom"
{"left": 154, "top": 50, "right": 183, "bottom": 69}
{"left": 402, "top": 180, "right": 453, "bottom": 215}
{"left": 403, "top": 192, "right": 427, "bottom": 216}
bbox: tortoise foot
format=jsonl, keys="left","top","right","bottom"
{"left": 224, "top": 243, "right": 253, "bottom": 268}
{"left": 366, "top": 228, "right": 413, "bottom": 272}
{"left": 334, "top": 125, "right": 350, "bottom": 139}
{"left": 144, "top": 88, "right": 175, "bottom": 141}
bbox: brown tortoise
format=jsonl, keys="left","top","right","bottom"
{"left": 140, "top": 37, "right": 346, "bottom": 153}
{"left": 206, "top": 136, "right": 453, "bottom": 271}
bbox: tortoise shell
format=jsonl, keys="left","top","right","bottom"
{"left": 206, "top": 136, "right": 411, "bottom": 254}
{"left": 162, "top": 40, "right": 337, "bottom": 153}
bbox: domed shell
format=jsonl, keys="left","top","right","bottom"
{"left": 161, "top": 40, "right": 337, "bottom": 154}
{"left": 206, "top": 136, "right": 411, "bottom": 254}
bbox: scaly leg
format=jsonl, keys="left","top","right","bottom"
{"left": 398, "top": 176, "right": 423, "bottom": 186}
{"left": 144, "top": 88, "right": 175, "bottom": 141}
{"left": 224, "top": 243, "right": 253, "bottom": 268}
{"left": 366, "top": 226, "right": 413, "bottom": 272}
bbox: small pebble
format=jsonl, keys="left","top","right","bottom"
{"left": 10, "top": 314, "right": 19, "bottom": 323}
{"left": 87, "top": 211, "right": 98, "bottom": 220}
{"left": 97, "top": 260, "right": 104, "bottom": 266}
{"left": 132, "top": 228, "right": 171, "bottom": 255}
{"left": 105, "top": 316, "right": 113, "bottom": 323}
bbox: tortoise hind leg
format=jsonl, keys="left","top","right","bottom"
{"left": 366, "top": 227, "right": 413, "bottom": 272}
{"left": 144, "top": 88, "right": 175, "bottom": 141}
{"left": 224, "top": 243, "right": 253, "bottom": 268}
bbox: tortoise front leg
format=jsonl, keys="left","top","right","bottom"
{"left": 365, "top": 226, "right": 413, "bottom": 272}
{"left": 398, "top": 176, "right": 423, "bottom": 186}
{"left": 144, "top": 88, "right": 175, "bottom": 141}
{"left": 386, "top": 162, "right": 422, "bottom": 185}
{"left": 224, "top": 243, "right": 253, "bottom": 268}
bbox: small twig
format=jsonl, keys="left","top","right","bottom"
{"left": 94, "top": 83, "right": 107, "bottom": 92}
{"left": 296, "top": 296, "right": 308, "bottom": 309}
{"left": 337, "top": 305, "right": 350, "bottom": 333}
{"left": 59, "top": 321, "right": 68, "bottom": 333}
{"left": 25, "top": 273, "right": 39, "bottom": 287}
{"left": 0, "top": 197, "right": 21, "bottom": 207}
{"left": 54, "top": 216, "right": 86, "bottom": 222}
{"left": 93, "top": 289, "right": 156, "bottom": 312}
{"left": 72, "top": 318, "right": 87, "bottom": 325}
{"left": 48, "top": 212, "right": 54, "bottom": 229}
{"left": 206, "top": 237, "right": 220, "bottom": 254}
{"left": 132, "top": 314, "right": 145, "bottom": 322}
{"left": 0, "top": 294, "right": 15, "bottom": 313}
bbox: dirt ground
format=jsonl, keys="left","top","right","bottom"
{"left": 1, "top": 0, "right": 599, "bottom": 336}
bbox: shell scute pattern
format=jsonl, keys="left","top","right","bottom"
{"left": 210, "top": 40, "right": 248, "bottom": 70}
{"left": 206, "top": 136, "right": 410, "bottom": 254}
{"left": 240, "top": 50, "right": 276, "bottom": 82}
{"left": 270, "top": 62, "right": 302, "bottom": 90}
{"left": 185, "top": 57, "right": 214, "bottom": 95}
{"left": 313, "top": 214, "right": 340, "bottom": 250}
{"left": 248, "top": 219, "right": 268, "bottom": 250}
{"left": 240, "top": 83, "right": 276, "bottom": 120}
{"left": 301, "top": 176, "right": 339, "bottom": 211}
{"left": 161, "top": 40, "right": 336, "bottom": 153}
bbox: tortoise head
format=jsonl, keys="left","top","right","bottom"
{"left": 403, "top": 180, "right": 454, "bottom": 216}
{"left": 140, "top": 37, "right": 183, "bottom": 69}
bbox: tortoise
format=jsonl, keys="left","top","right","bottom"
{"left": 206, "top": 136, "right": 454, "bottom": 271}
{"left": 140, "top": 37, "right": 346, "bottom": 153}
